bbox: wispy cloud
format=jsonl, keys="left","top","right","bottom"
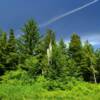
{"left": 82, "top": 33, "right": 100, "bottom": 46}
{"left": 39, "top": 0, "right": 99, "bottom": 28}
{"left": 64, "top": 33, "right": 100, "bottom": 47}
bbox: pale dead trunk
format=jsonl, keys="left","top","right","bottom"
{"left": 93, "top": 72, "right": 97, "bottom": 83}
{"left": 91, "top": 65, "right": 97, "bottom": 83}
{"left": 47, "top": 41, "right": 52, "bottom": 65}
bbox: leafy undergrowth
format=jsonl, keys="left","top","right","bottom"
{"left": 0, "top": 80, "right": 100, "bottom": 100}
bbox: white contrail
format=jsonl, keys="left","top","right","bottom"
{"left": 39, "top": 0, "right": 99, "bottom": 28}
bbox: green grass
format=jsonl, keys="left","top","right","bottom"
{"left": 0, "top": 81, "right": 100, "bottom": 100}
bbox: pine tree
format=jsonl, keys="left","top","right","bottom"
{"left": 34, "top": 29, "right": 56, "bottom": 76}
{"left": 95, "top": 49, "right": 100, "bottom": 82}
{"left": 59, "top": 38, "right": 67, "bottom": 55}
{"left": 6, "top": 29, "right": 18, "bottom": 70}
{"left": 69, "top": 33, "right": 83, "bottom": 71}
{"left": 69, "top": 33, "right": 82, "bottom": 61}
{"left": 43, "top": 29, "right": 56, "bottom": 50}
{"left": 8, "top": 29, "right": 16, "bottom": 52}
{"left": 46, "top": 39, "right": 67, "bottom": 80}
{"left": 0, "top": 32, "right": 7, "bottom": 75}
{"left": 59, "top": 38, "right": 80, "bottom": 81}
{"left": 22, "top": 19, "right": 40, "bottom": 55}
{"left": 82, "top": 41, "right": 97, "bottom": 83}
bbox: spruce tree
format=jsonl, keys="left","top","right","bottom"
{"left": 22, "top": 19, "right": 40, "bottom": 55}
{"left": 82, "top": 41, "right": 97, "bottom": 83}
{"left": 59, "top": 38, "right": 67, "bottom": 55}
{"left": 0, "top": 32, "right": 7, "bottom": 75}
{"left": 6, "top": 29, "right": 18, "bottom": 70}
{"left": 69, "top": 33, "right": 82, "bottom": 63}
{"left": 8, "top": 29, "right": 16, "bottom": 52}
{"left": 95, "top": 49, "right": 100, "bottom": 82}
{"left": 69, "top": 33, "right": 83, "bottom": 77}
{"left": 34, "top": 29, "right": 56, "bottom": 76}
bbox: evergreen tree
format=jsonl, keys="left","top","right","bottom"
{"left": 22, "top": 19, "right": 40, "bottom": 55}
{"left": 46, "top": 39, "right": 67, "bottom": 80}
{"left": 0, "top": 32, "right": 7, "bottom": 75}
{"left": 59, "top": 38, "right": 80, "bottom": 81}
{"left": 8, "top": 29, "right": 16, "bottom": 52}
{"left": 82, "top": 41, "right": 97, "bottom": 83}
{"left": 34, "top": 29, "right": 56, "bottom": 76}
{"left": 69, "top": 33, "right": 82, "bottom": 62}
{"left": 0, "top": 18, "right": 100, "bottom": 86}
{"left": 6, "top": 29, "right": 18, "bottom": 70}
{"left": 95, "top": 49, "right": 100, "bottom": 82}
{"left": 69, "top": 33, "right": 83, "bottom": 77}
{"left": 59, "top": 38, "right": 67, "bottom": 55}
{"left": 43, "top": 29, "right": 56, "bottom": 50}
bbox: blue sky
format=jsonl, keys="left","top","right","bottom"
{"left": 0, "top": 0, "right": 100, "bottom": 47}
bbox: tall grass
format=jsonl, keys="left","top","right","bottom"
{"left": 0, "top": 81, "right": 100, "bottom": 100}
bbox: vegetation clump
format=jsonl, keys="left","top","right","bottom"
{"left": 0, "top": 19, "right": 100, "bottom": 99}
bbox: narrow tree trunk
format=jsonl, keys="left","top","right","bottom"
{"left": 93, "top": 72, "right": 97, "bottom": 83}
{"left": 91, "top": 63, "right": 97, "bottom": 83}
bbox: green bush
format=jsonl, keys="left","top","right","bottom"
{"left": 0, "top": 69, "right": 35, "bottom": 85}
{"left": 19, "top": 56, "right": 40, "bottom": 77}
{"left": 0, "top": 81, "right": 100, "bottom": 100}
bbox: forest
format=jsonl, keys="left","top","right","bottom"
{"left": 0, "top": 19, "right": 100, "bottom": 100}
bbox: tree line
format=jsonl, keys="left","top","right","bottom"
{"left": 0, "top": 19, "right": 100, "bottom": 84}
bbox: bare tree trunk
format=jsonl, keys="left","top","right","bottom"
{"left": 93, "top": 72, "right": 97, "bottom": 83}
{"left": 91, "top": 64, "right": 97, "bottom": 83}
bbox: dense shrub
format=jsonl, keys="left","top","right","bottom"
{"left": 0, "top": 69, "right": 35, "bottom": 85}
{"left": 0, "top": 81, "right": 100, "bottom": 100}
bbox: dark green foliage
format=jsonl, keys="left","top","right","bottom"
{"left": 0, "top": 32, "right": 7, "bottom": 75}
{"left": 68, "top": 33, "right": 84, "bottom": 79}
{"left": 8, "top": 29, "right": 16, "bottom": 52}
{"left": 81, "top": 41, "right": 97, "bottom": 83}
{"left": 59, "top": 38, "right": 67, "bottom": 55}
{"left": 34, "top": 29, "right": 56, "bottom": 76}
{"left": 22, "top": 19, "right": 40, "bottom": 55}
{"left": 6, "top": 29, "right": 18, "bottom": 70}
{"left": 0, "top": 19, "right": 100, "bottom": 96}
{"left": 44, "top": 29, "right": 56, "bottom": 45}
{"left": 69, "top": 33, "right": 83, "bottom": 65}
{"left": 20, "top": 56, "right": 40, "bottom": 78}
{"left": 95, "top": 49, "right": 100, "bottom": 82}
